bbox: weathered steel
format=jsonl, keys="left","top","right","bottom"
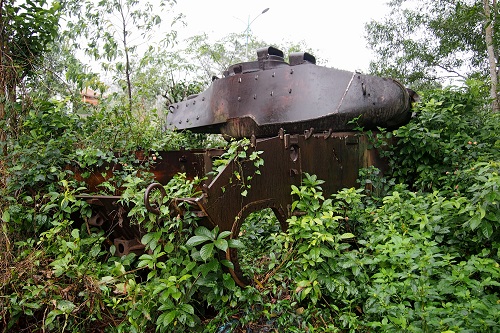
{"left": 166, "top": 46, "right": 412, "bottom": 138}
{"left": 178, "top": 132, "right": 387, "bottom": 285}
{"left": 71, "top": 149, "right": 222, "bottom": 193}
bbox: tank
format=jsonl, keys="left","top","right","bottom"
{"left": 76, "top": 46, "right": 416, "bottom": 287}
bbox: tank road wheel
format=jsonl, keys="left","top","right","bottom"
{"left": 226, "top": 199, "right": 287, "bottom": 287}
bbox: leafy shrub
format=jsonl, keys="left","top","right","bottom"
{"left": 385, "top": 80, "right": 500, "bottom": 193}
{"left": 238, "top": 174, "right": 500, "bottom": 332}
{"left": 6, "top": 100, "right": 83, "bottom": 194}
{"left": 2, "top": 83, "right": 500, "bottom": 332}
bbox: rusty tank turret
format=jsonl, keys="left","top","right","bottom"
{"left": 166, "top": 46, "right": 412, "bottom": 138}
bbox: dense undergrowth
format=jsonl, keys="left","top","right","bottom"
{"left": 1, "top": 81, "right": 499, "bottom": 332}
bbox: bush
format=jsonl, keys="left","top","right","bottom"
{"left": 1, "top": 83, "right": 499, "bottom": 332}
{"left": 385, "top": 80, "right": 500, "bottom": 194}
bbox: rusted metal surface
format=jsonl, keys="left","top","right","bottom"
{"left": 166, "top": 46, "right": 412, "bottom": 138}
{"left": 74, "top": 149, "right": 225, "bottom": 256}
{"left": 75, "top": 46, "right": 414, "bottom": 287}
{"left": 78, "top": 195, "right": 146, "bottom": 255}
{"left": 71, "top": 150, "right": 219, "bottom": 193}
{"left": 192, "top": 132, "right": 387, "bottom": 285}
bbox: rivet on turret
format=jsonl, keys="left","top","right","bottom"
{"left": 272, "top": 72, "right": 275, "bottom": 77}
{"left": 253, "top": 94, "right": 257, "bottom": 99}
{"left": 238, "top": 77, "right": 242, "bottom": 83}
{"left": 270, "top": 91, "right": 274, "bottom": 96}
{"left": 179, "top": 120, "right": 182, "bottom": 124}
{"left": 289, "top": 88, "right": 292, "bottom": 94}
{"left": 196, "top": 116, "right": 200, "bottom": 120}
{"left": 255, "top": 75, "right": 258, "bottom": 80}
{"left": 290, "top": 69, "right": 294, "bottom": 74}
{"left": 193, "top": 100, "right": 196, "bottom": 105}
{"left": 238, "top": 96, "right": 242, "bottom": 101}
{"left": 202, "top": 97, "right": 205, "bottom": 101}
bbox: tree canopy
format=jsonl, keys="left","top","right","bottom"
{"left": 0, "top": 0, "right": 60, "bottom": 151}
{"left": 366, "top": 0, "right": 499, "bottom": 111}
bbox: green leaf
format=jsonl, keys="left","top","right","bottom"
{"left": 164, "top": 242, "right": 174, "bottom": 253}
{"left": 89, "top": 243, "right": 101, "bottom": 257}
{"left": 147, "top": 270, "right": 157, "bottom": 280}
{"left": 228, "top": 239, "right": 245, "bottom": 249}
{"left": 159, "top": 310, "right": 177, "bottom": 326}
{"left": 141, "top": 233, "right": 154, "bottom": 245}
{"left": 45, "top": 309, "right": 63, "bottom": 326}
{"left": 481, "top": 221, "right": 493, "bottom": 238}
{"left": 2, "top": 210, "right": 10, "bottom": 222}
{"left": 171, "top": 291, "right": 182, "bottom": 300}
{"left": 221, "top": 259, "right": 234, "bottom": 269}
{"left": 194, "top": 226, "right": 214, "bottom": 239}
{"left": 57, "top": 300, "right": 76, "bottom": 313}
{"left": 186, "top": 235, "right": 211, "bottom": 247}
{"left": 180, "top": 303, "right": 195, "bottom": 315}
{"left": 200, "top": 243, "right": 215, "bottom": 261}
{"left": 66, "top": 241, "right": 78, "bottom": 250}
{"left": 223, "top": 273, "right": 236, "bottom": 289}
{"left": 218, "top": 231, "right": 231, "bottom": 239}
{"left": 469, "top": 215, "right": 481, "bottom": 230}
{"left": 340, "top": 233, "right": 355, "bottom": 239}
{"left": 71, "top": 229, "right": 80, "bottom": 239}
{"left": 199, "top": 259, "right": 219, "bottom": 277}
{"left": 214, "top": 238, "right": 228, "bottom": 251}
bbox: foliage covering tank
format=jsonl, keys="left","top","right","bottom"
{"left": 166, "top": 46, "right": 413, "bottom": 138}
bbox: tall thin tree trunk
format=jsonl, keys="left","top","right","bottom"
{"left": 0, "top": 0, "right": 7, "bottom": 155}
{"left": 118, "top": 0, "right": 132, "bottom": 114}
{"left": 484, "top": 0, "right": 499, "bottom": 112}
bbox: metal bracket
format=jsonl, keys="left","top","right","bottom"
{"left": 144, "top": 183, "right": 166, "bottom": 215}
{"left": 304, "top": 128, "right": 314, "bottom": 140}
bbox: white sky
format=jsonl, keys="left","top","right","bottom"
{"left": 175, "top": 0, "right": 390, "bottom": 72}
